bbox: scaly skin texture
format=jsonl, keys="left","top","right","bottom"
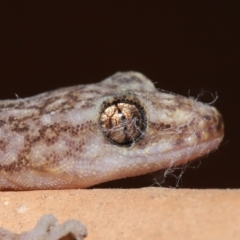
{"left": 0, "top": 72, "right": 224, "bottom": 190}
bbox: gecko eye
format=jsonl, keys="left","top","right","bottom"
{"left": 99, "top": 98, "right": 146, "bottom": 146}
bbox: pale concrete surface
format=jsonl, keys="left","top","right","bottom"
{"left": 0, "top": 188, "right": 240, "bottom": 240}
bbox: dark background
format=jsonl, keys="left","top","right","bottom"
{"left": 0, "top": 1, "right": 239, "bottom": 189}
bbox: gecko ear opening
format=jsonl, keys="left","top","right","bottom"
{"left": 99, "top": 95, "right": 147, "bottom": 147}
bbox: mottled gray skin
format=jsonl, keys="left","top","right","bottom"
{"left": 0, "top": 214, "right": 87, "bottom": 240}
{"left": 0, "top": 72, "right": 224, "bottom": 190}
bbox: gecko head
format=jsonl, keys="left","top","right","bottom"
{"left": 0, "top": 71, "right": 224, "bottom": 190}
{"left": 85, "top": 72, "right": 225, "bottom": 185}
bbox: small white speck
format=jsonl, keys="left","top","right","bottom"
{"left": 16, "top": 204, "right": 29, "bottom": 213}
{"left": 14, "top": 93, "right": 20, "bottom": 99}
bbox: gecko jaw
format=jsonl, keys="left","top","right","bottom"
{"left": 155, "top": 135, "right": 224, "bottom": 169}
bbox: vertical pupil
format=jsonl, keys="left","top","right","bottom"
{"left": 118, "top": 109, "right": 127, "bottom": 131}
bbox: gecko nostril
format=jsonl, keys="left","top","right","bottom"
{"left": 99, "top": 96, "right": 147, "bottom": 146}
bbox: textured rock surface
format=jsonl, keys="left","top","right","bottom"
{"left": 0, "top": 188, "right": 239, "bottom": 240}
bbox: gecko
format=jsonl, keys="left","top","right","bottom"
{"left": 0, "top": 71, "right": 224, "bottom": 190}
{"left": 0, "top": 72, "right": 224, "bottom": 239}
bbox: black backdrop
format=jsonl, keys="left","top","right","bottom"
{"left": 0, "top": 1, "right": 239, "bottom": 189}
